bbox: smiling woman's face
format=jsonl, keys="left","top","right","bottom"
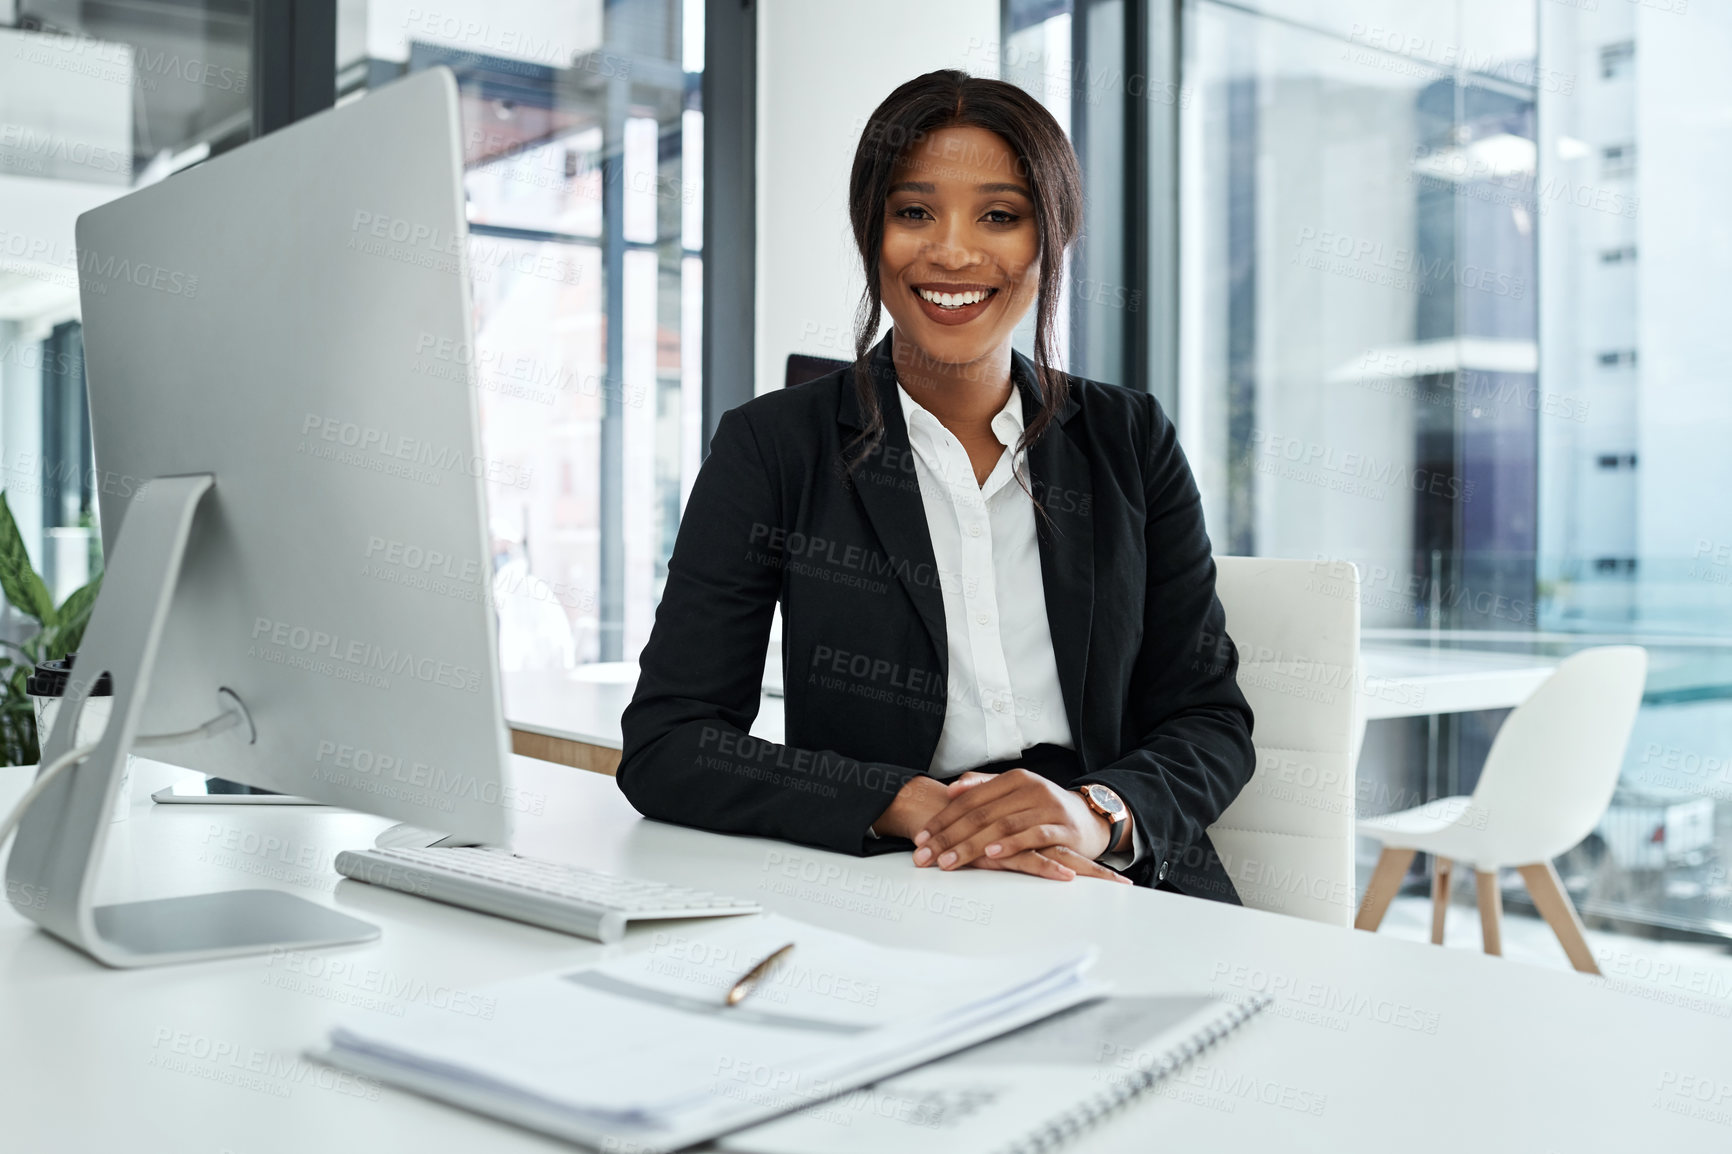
{"left": 879, "top": 125, "right": 1041, "bottom": 373}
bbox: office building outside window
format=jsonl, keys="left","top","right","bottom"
{"left": 341, "top": 0, "right": 704, "bottom": 671}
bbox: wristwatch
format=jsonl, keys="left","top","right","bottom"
{"left": 1076, "top": 784, "right": 1128, "bottom": 858}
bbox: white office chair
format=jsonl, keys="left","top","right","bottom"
{"left": 1207, "top": 557, "right": 1362, "bottom": 926}
{"left": 1353, "top": 645, "right": 1648, "bottom": 974}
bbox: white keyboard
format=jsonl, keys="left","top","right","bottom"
{"left": 333, "top": 846, "right": 760, "bottom": 944}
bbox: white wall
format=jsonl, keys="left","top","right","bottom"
{"left": 754, "top": 0, "right": 999, "bottom": 396}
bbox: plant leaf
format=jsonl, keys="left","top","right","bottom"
{"left": 51, "top": 575, "right": 103, "bottom": 654}
{"left": 0, "top": 492, "right": 56, "bottom": 624}
{"left": 50, "top": 575, "right": 103, "bottom": 658}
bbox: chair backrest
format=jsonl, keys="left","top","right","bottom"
{"left": 1206, "top": 557, "right": 1361, "bottom": 926}
{"left": 785, "top": 353, "right": 849, "bottom": 390}
{"left": 1466, "top": 645, "right": 1648, "bottom": 867}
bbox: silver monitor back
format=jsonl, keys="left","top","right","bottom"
{"left": 75, "top": 67, "right": 510, "bottom": 845}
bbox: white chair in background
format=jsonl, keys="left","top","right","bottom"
{"left": 1353, "top": 645, "right": 1648, "bottom": 974}
{"left": 1207, "top": 557, "right": 1362, "bottom": 926}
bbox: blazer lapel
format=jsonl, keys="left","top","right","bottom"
{"left": 836, "top": 334, "right": 1095, "bottom": 754}
{"left": 1016, "top": 350, "right": 1095, "bottom": 760}
{"left": 837, "top": 334, "right": 949, "bottom": 682}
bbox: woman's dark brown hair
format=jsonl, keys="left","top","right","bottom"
{"left": 845, "top": 69, "right": 1083, "bottom": 470}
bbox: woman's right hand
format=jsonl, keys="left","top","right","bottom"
{"left": 876, "top": 774, "right": 1128, "bottom": 883}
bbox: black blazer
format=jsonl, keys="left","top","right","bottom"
{"left": 617, "top": 330, "right": 1255, "bottom": 902}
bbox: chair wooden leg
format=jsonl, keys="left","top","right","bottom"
{"left": 1517, "top": 861, "right": 1601, "bottom": 975}
{"left": 1355, "top": 847, "right": 1416, "bottom": 931}
{"left": 1430, "top": 856, "right": 1453, "bottom": 945}
{"left": 1476, "top": 870, "right": 1503, "bottom": 956}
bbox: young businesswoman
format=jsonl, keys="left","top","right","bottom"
{"left": 617, "top": 70, "right": 1256, "bottom": 903}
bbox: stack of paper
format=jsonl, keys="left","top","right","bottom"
{"left": 316, "top": 914, "right": 1099, "bottom": 1152}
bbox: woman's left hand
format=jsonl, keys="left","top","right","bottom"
{"left": 911, "top": 768, "right": 1123, "bottom": 872}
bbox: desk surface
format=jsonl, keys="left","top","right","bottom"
{"left": 505, "top": 643, "right": 1558, "bottom": 749}
{"left": 2, "top": 755, "right": 1721, "bottom": 1153}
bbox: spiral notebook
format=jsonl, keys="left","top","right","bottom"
{"left": 314, "top": 913, "right": 1102, "bottom": 1153}
{"left": 717, "top": 993, "right": 1270, "bottom": 1154}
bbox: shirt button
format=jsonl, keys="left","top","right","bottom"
{"left": 1158, "top": 860, "right": 1171, "bottom": 882}
{"left": 968, "top": 524, "right": 983, "bottom": 538}
{"left": 975, "top": 613, "right": 990, "bottom": 626}
{"left": 992, "top": 700, "right": 1007, "bottom": 713}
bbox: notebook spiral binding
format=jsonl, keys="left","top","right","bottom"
{"left": 997, "top": 993, "right": 1275, "bottom": 1154}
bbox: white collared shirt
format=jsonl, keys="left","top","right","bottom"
{"left": 893, "top": 378, "right": 1143, "bottom": 870}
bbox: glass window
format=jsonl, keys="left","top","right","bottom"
{"left": 0, "top": 2, "right": 254, "bottom": 599}
{"left": 343, "top": 0, "right": 704, "bottom": 671}
{"left": 1181, "top": 0, "right": 1732, "bottom": 939}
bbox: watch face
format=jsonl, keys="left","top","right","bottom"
{"left": 1087, "top": 785, "right": 1125, "bottom": 816}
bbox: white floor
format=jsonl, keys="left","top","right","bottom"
{"left": 1378, "top": 887, "right": 1732, "bottom": 988}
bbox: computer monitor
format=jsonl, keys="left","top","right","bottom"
{"left": 3, "top": 68, "right": 512, "bottom": 967}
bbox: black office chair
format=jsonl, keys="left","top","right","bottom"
{"left": 785, "top": 353, "right": 851, "bottom": 389}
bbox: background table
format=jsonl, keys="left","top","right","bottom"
{"left": 3, "top": 753, "right": 1723, "bottom": 1153}
{"left": 505, "top": 642, "right": 1558, "bottom": 774}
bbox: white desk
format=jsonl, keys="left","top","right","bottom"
{"left": 504, "top": 643, "right": 1557, "bottom": 772}
{"left": 1358, "top": 642, "right": 1556, "bottom": 721}
{"left": 3, "top": 756, "right": 1721, "bottom": 1153}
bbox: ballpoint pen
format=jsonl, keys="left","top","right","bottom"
{"left": 725, "top": 942, "right": 796, "bottom": 1006}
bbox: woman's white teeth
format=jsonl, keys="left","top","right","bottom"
{"left": 917, "top": 287, "right": 992, "bottom": 308}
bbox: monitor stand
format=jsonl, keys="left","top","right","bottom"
{"left": 3, "top": 475, "right": 379, "bottom": 967}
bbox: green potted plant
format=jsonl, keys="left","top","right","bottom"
{"left": 0, "top": 492, "right": 102, "bottom": 766}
